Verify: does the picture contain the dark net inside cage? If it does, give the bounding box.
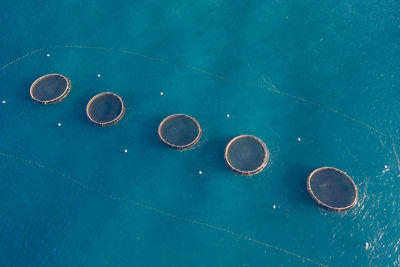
[87,93,124,125]
[31,74,69,102]
[226,136,268,174]
[308,168,357,210]
[159,115,201,148]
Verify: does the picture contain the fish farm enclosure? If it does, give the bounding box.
[30,74,70,104]
[86,92,125,126]
[158,114,202,149]
[1,0,399,266]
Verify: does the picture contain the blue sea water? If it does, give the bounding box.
[1,0,400,266]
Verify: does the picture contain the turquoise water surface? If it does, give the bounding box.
[1,1,400,266]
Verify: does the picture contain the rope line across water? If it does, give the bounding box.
[0,151,327,267]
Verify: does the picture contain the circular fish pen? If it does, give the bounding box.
[224,135,269,175]
[86,92,125,126]
[158,114,202,149]
[307,167,358,212]
[30,74,71,104]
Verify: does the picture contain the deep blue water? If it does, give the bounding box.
[1,0,400,266]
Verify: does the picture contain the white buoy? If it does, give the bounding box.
[198,170,202,175]
[160,92,164,95]
[297,137,301,142]
[1,100,5,104]
[226,114,230,118]
[46,53,50,57]
[97,74,101,78]
[124,149,128,153]
[273,205,276,209]
[57,122,61,127]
